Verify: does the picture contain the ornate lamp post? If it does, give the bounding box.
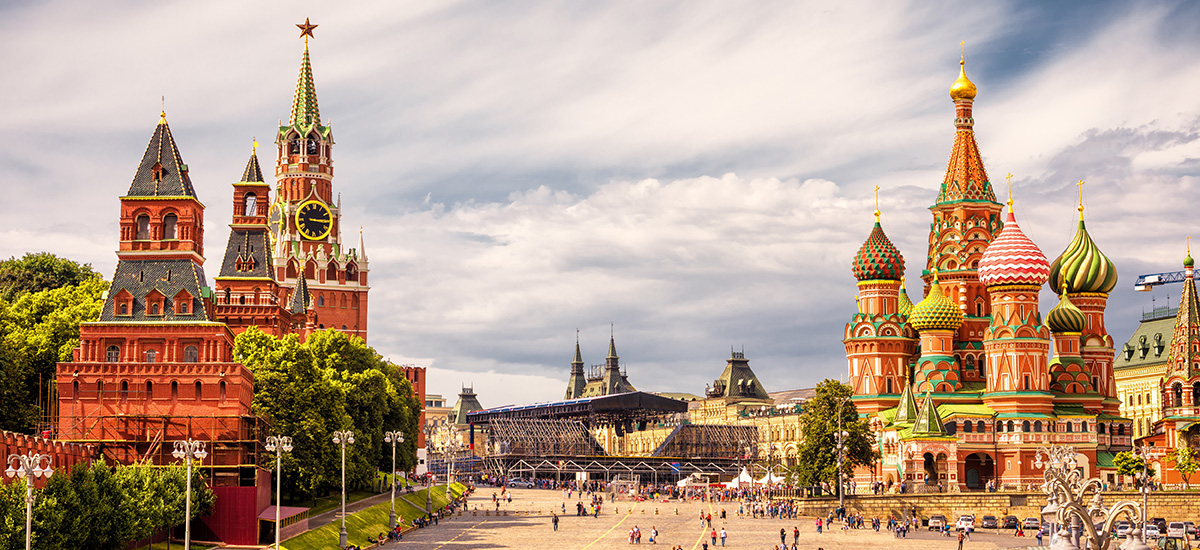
[445,425,461,501]
[423,424,434,515]
[264,435,293,550]
[384,430,404,529]
[835,394,851,509]
[171,440,208,550]
[332,430,355,550]
[1033,444,1149,550]
[5,452,53,550]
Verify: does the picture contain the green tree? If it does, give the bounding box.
[0,277,107,432]
[0,478,26,550]
[1168,446,1198,489]
[1114,451,1155,487]
[793,379,878,490]
[0,252,100,302]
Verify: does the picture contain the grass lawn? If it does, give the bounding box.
[307,490,381,518]
[281,483,467,550]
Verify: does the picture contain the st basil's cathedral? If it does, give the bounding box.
[844,57,1134,491]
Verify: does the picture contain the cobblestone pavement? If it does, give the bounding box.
[386,488,1054,549]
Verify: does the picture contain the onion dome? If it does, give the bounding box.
[909,273,963,332]
[1046,287,1087,333]
[898,276,914,317]
[1186,252,1194,269]
[978,210,1050,287]
[852,222,905,281]
[1048,218,1118,294]
[949,59,977,101]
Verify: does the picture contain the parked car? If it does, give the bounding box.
[956,515,975,531]
[1183,521,1195,537]
[1023,518,1040,531]
[1145,524,1161,539]
[980,515,998,529]
[1002,516,1020,529]
[1167,522,1187,538]
[1114,521,1132,538]
[928,514,948,531]
[507,479,535,488]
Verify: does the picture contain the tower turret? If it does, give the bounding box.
[565,331,587,399]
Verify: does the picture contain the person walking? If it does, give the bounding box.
[720,528,726,546]
[710,528,717,546]
[957,530,964,550]
[552,513,559,531]
[780,528,786,545]
[793,526,799,544]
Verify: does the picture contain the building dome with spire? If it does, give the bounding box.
[909,275,963,332]
[898,277,914,317]
[1048,218,1118,294]
[1046,290,1087,333]
[977,210,1050,287]
[949,59,977,101]
[852,221,906,281]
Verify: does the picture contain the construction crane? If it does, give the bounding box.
[1134,270,1188,291]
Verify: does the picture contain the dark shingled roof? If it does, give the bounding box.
[218,229,272,279]
[126,117,197,198]
[101,259,210,321]
[241,152,264,183]
[289,274,311,314]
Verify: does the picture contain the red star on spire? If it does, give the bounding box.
[297,18,318,41]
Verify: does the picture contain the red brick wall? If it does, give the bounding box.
[1,430,97,488]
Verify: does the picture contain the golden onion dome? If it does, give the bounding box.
[949,60,977,101]
[909,274,964,332]
[898,276,914,318]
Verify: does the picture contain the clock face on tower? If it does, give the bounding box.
[295,200,332,240]
[268,202,284,242]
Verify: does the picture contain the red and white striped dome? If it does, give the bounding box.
[978,210,1050,287]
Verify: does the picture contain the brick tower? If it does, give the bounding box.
[267,30,370,341]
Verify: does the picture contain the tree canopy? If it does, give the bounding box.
[1114,450,1155,483]
[234,327,421,502]
[0,252,100,302]
[1168,445,1197,488]
[792,379,878,488]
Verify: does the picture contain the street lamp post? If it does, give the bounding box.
[384,430,405,529]
[423,424,433,515]
[5,452,53,550]
[171,440,208,550]
[264,435,293,550]
[1034,444,1149,550]
[835,396,850,511]
[445,426,461,502]
[332,430,355,550]
[1132,443,1152,537]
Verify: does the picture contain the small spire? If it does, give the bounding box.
[357,227,368,262]
[874,185,881,222]
[1077,179,1085,219]
[573,329,584,365]
[607,323,618,359]
[932,267,940,283]
[1006,172,1014,211]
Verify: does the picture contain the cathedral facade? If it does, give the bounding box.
[845,58,1133,491]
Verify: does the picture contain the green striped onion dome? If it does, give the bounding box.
[898,277,914,317]
[852,222,905,281]
[1186,253,1194,268]
[1048,219,1118,294]
[909,278,963,332]
[1046,291,1087,333]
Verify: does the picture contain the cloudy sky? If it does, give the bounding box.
[4,1,1200,408]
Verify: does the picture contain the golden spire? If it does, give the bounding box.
[932,267,940,282]
[1006,172,1014,210]
[855,295,861,313]
[874,185,881,221]
[252,137,258,155]
[949,44,978,101]
[158,96,166,125]
[1077,179,1085,219]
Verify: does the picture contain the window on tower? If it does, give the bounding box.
[163,213,177,239]
[244,193,257,216]
[184,346,198,363]
[145,349,156,363]
[136,214,151,240]
[106,345,120,362]
[307,137,318,155]
[290,138,301,154]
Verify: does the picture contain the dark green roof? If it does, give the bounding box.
[241,151,264,183]
[1115,315,1173,371]
[101,259,210,322]
[707,352,771,402]
[126,117,196,198]
[1096,451,1116,469]
[289,274,311,314]
[450,386,484,425]
[893,383,919,423]
[912,392,946,435]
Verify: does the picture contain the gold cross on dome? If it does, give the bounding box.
[1077,179,1085,218]
[960,41,965,61]
[874,185,881,220]
[297,18,318,42]
[1006,173,1014,208]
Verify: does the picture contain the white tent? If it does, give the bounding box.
[756,472,785,484]
[723,468,756,487]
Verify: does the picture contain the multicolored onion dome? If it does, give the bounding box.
[909,276,963,332]
[898,277,914,317]
[1186,252,1194,268]
[949,60,977,101]
[978,211,1050,287]
[1048,219,1118,294]
[1046,290,1087,333]
[852,222,905,281]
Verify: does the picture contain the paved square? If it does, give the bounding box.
[392,488,1045,549]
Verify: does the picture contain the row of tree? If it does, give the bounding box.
[0,458,212,550]
[234,326,422,503]
[0,253,106,433]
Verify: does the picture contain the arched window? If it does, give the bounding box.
[1022,420,1031,432]
[1175,383,1184,407]
[97,380,104,395]
[318,294,325,307]
[177,299,188,314]
[145,349,157,363]
[224,288,232,304]
[1065,422,1073,433]
[1194,382,1200,405]
[163,213,177,239]
[136,214,151,239]
[1098,423,1106,434]
[945,422,957,435]
[886,378,893,394]
[195,381,202,401]
[1138,394,1143,405]
[145,380,153,399]
[306,134,319,155]
[1081,421,1088,432]
[977,420,985,433]
[119,303,128,315]
[1034,421,1042,432]
[121,381,129,401]
[219,380,227,402]
[963,420,973,433]
[1007,420,1014,432]
[1023,375,1030,391]
[150,303,159,315]
[72,380,79,402]
[1117,424,1125,436]
[243,193,257,216]
[184,346,198,362]
[106,345,120,362]
[171,381,179,400]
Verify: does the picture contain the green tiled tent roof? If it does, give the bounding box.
[912,392,947,436]
[218,230,273,279]
[1096,451,1115,469]
[100,259,210,322]
[893,382,919,423]
[126,117,196,198]
[241,151,264,183]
